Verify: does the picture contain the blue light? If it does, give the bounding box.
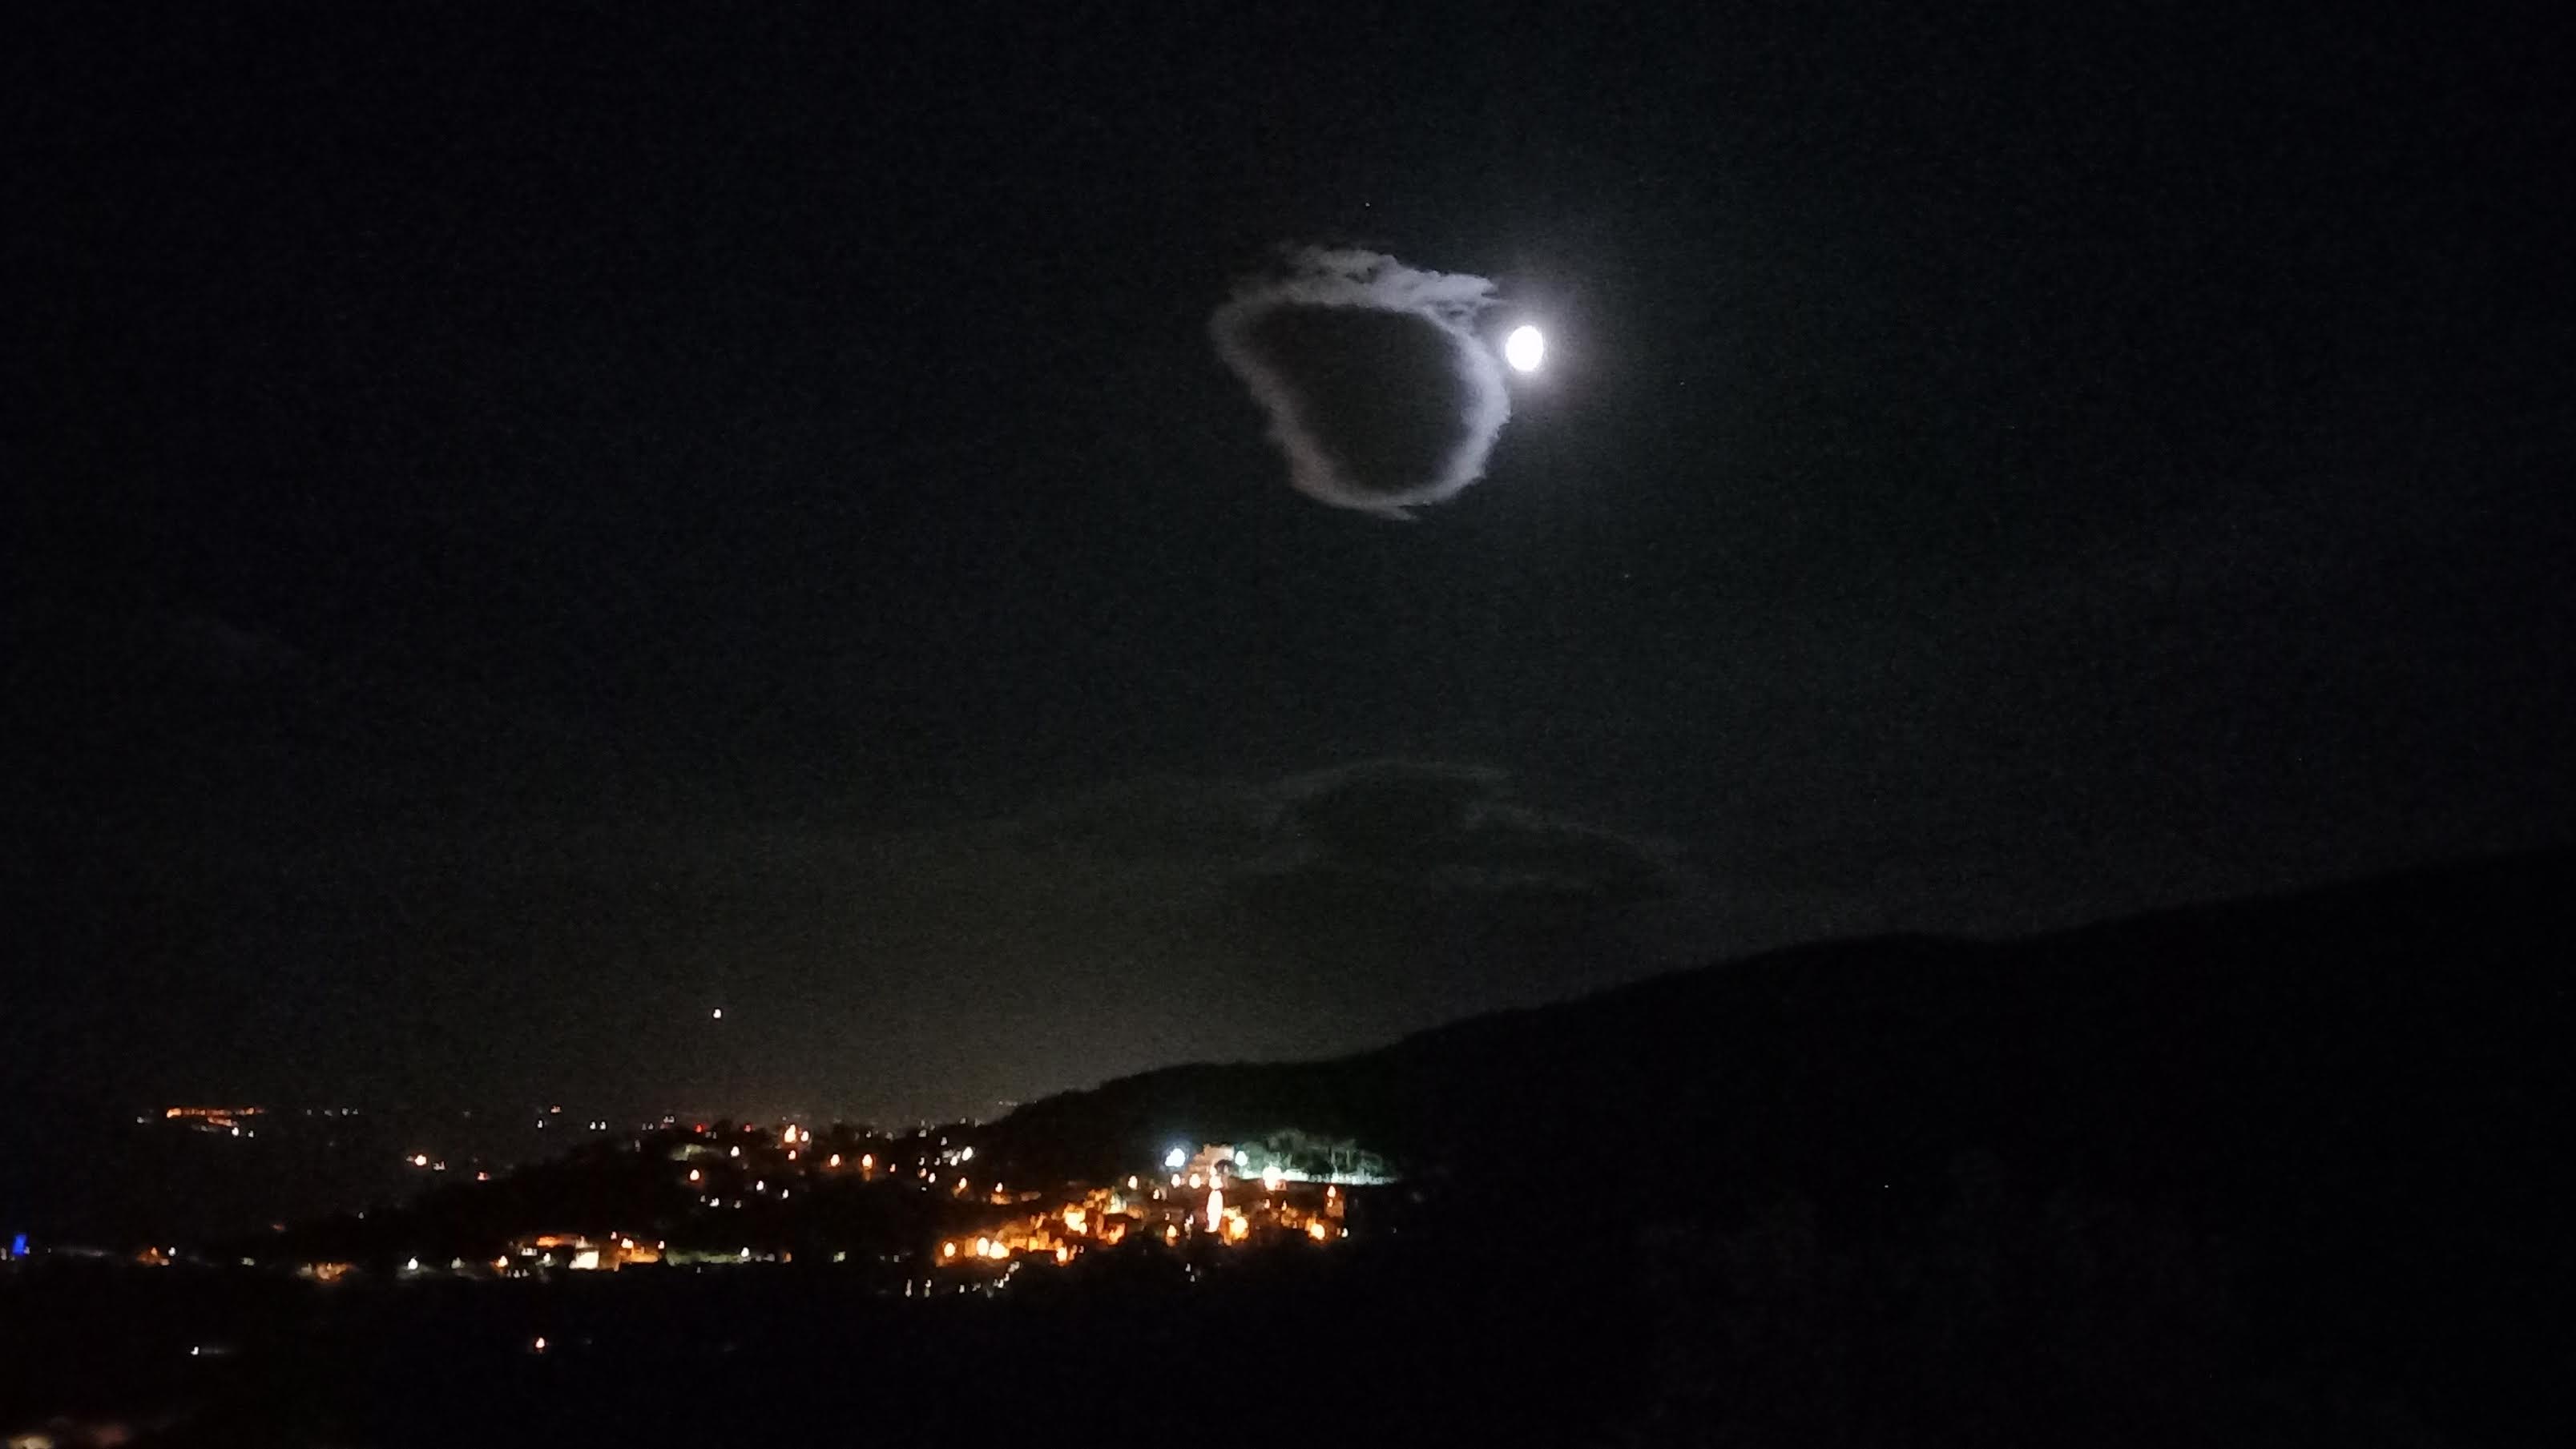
[9,1234,26,1258]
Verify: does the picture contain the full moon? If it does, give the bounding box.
[1504,324,1545,373]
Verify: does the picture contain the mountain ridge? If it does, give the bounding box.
[980,841,2576,1214]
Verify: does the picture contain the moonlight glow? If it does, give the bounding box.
[1504,324,1545,373]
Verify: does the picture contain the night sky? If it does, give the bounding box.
[9,5,2572,1123]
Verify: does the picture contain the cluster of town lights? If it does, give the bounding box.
[247,1125,1373,1289]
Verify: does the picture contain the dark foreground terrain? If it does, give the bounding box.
[8,847,2572,1446]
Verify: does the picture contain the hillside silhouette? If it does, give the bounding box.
[975,845,2574,1439]
[14,848,2570,1445]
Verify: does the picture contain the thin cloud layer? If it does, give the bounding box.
[1210,247,1512,516]
[1005,759,1679,902]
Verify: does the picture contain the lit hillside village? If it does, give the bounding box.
[67,1115,1398,1292]
[925,1139,1375,1275]
[451,1129,1387,1290]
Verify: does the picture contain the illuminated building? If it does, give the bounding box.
[1179,1134,1394,1187]
[500,1233,661,1271]
[161,1105,266,1134]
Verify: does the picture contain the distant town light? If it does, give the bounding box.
[531,1336,546,1353]
[828,1153,841,1168]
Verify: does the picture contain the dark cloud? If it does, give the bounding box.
[163,612,309,683]
[1265,760,1678,900]
[1006,759,1679,903]
[1209,248,1513,516]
